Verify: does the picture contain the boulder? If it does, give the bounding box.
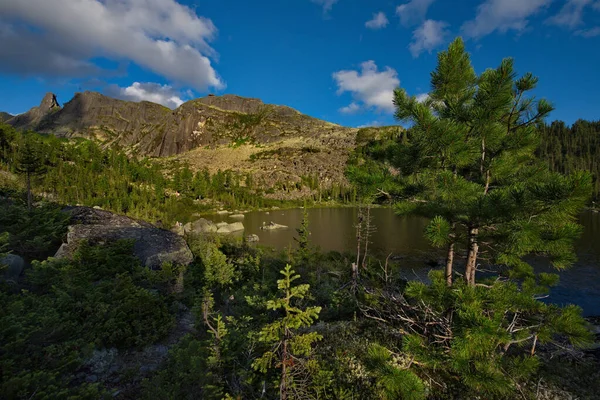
[184,218,244,235]
[216,210,229,215]
[184,218,218,234]
[1,254,25,282]
[54,207,193,269]
[246,234,260,242]
[228,222,245,232]
[216,222,244,234]
[229,213,245,219]
[260,221,288,231]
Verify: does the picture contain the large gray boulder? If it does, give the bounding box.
[184,218,244,235]
[54,207,193,269]
[216,222,244,234]
[184,218,218,234]
[1,254,25,282]
[260,221,288,231]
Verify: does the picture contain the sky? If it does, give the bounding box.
[0,0,599,127]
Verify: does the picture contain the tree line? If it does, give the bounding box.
[0,125,357,226]
[538,119,600,202]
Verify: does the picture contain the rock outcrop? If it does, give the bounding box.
[6,92,354,157]
[181,218,244,235]
[260,221,288,231]
[54,207,193,269]
[246,234,260,242]
[7,93,60,130]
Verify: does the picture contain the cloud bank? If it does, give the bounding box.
[0,0,224,90]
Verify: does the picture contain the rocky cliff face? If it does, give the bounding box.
[7,93,60,129]
[7,92,354,155]
[7,91,359,193]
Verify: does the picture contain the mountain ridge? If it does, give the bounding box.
[5,91,363,196]
[0,111,13,123]
[6,91,350,155]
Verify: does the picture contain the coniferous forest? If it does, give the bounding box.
[538,119,600,202]
[1,38,600,400]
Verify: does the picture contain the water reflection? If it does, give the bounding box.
[210,208,600,316]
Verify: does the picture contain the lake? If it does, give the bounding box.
[211,207,600,316]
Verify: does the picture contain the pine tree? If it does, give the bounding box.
[392,37,592,286]
[253,265,322,399]
[293,206,311,263]
[15,136,47,211]
[355,37,596,398]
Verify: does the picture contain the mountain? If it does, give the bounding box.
[7,92,362,196]
[0,111,13,123]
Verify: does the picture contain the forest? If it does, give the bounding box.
[1,37,600,400]
[0,125,356,228]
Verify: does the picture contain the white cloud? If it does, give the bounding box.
[357,121,383,128]
[415,93,430,103]
[339,102,361,114]
[107,82,186,109]
[547,0,593,28]
[311,0,339,14]
[365,12,389,29]
[396,0,436,27]
[409,20,450,57]
[461,0,552,39]
[0,0,224,90]
[574,26,600,36]
[333,60,400,113]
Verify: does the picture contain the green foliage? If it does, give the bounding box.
[293,207,312,263]
[1,240,175,398]
[0,201,69,261]
[253,264,323,398]
[538,119,600,201]
[424,216,451,248]
[141,334,227,400]
[391,37,592,285]
[365,343,426,400]
[188,235,236,289]
[372,270,593,398]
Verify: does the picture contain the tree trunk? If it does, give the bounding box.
[361,205,371,269]
[465,227,479,286]
[351,262,358,292]
[280,337,288,400]
[445,241,455,287]
[26,172,32,212]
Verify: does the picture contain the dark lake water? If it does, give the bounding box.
[210,207,600,316]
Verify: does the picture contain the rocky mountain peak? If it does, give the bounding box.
[40,92,60,110]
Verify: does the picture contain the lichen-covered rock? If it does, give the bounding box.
[54,207,193,269]
[246,234,260,242]
[260,221,288,230]
[216,221,244,234]
[184,218,218,234]
[184,218,244,235]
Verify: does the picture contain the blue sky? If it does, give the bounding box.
[0,0,599,127]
